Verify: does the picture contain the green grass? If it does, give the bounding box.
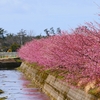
[88,87,100,98]
[0,89,4,94]
[0,97,7,100]
[0,89,7,100]
[14,58,22,62]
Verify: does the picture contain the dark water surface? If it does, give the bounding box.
[0,70,50,100]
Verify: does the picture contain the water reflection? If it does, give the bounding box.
[0,70,50,100]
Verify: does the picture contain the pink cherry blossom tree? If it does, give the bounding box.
[18,23,100,87]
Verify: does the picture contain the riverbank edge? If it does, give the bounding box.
[19,62,99,100]
[0,58,21,70]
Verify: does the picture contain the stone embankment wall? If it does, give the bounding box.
[20,62,99,100]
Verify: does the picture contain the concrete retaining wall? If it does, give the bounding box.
[0,52,18,58]
[20,62,99,100]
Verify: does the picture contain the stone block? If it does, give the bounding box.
[45,75,56,85]
[43,83,59,99]
[53,79,70,94]
[67,88,97,100]
[57,94,65,100]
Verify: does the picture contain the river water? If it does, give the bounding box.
[0,70,50,100]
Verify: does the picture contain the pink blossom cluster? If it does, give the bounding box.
[18,24,100,86]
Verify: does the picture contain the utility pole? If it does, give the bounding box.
[18,29,26,46]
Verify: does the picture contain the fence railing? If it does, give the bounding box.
[0,52,18,58]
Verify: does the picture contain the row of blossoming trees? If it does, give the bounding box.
[18,23,100,89]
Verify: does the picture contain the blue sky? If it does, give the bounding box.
[0,0,100,36]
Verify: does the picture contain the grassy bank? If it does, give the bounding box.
[0,89,7,100]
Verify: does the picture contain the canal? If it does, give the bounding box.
[0,70,50,100]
